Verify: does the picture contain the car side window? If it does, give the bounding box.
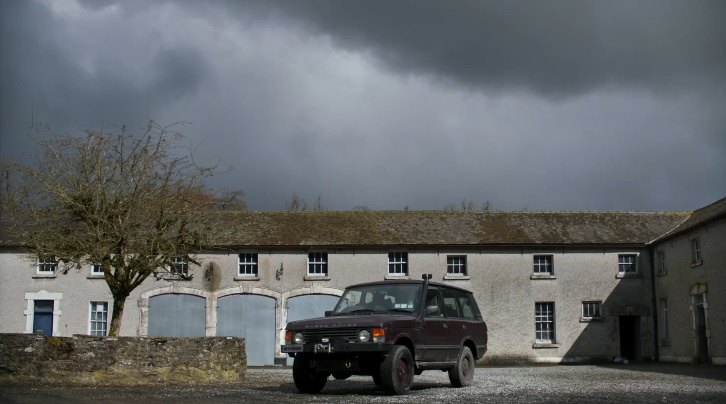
[442,287,462,318]
[424,287,443,317]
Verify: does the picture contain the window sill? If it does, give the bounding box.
[304,275,330,281]
[234,276,260,281]
[530,274,556,280]
[616,272,641,279]
[580,317,603,323]
[443,275,470,281]
[87,275,105,279]
[32,274,57,279]
[162,276,191,281]
[385,275,409,280]
[690,261,703,268]
[656,270,668,277]
[532,342,559,349]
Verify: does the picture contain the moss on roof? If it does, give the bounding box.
[210,210,690,247]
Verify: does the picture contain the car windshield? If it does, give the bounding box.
[332,284,421,315]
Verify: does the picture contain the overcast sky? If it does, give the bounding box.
[1,0,724,211]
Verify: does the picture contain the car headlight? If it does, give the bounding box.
[358,329,371,342]
[294,332,304,344]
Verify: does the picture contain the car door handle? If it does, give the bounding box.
[443,323,448,328]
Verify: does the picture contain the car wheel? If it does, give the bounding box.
[292,355,328,393]
[448,346,475,387]
[332,371,352,380]
[379,345,414,395]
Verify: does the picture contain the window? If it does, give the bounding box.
[388,252,408,276]
[691,238,702,265]
[441,287,482,320]
[618,254,637,275]
[171,256,189,277]
[238,253,258,276]
[533,255,553,275]
[447,255,467,276]
[659,298,669,343]
[89,302,108,336]
[535,302,555,343]
[37,255,58,275]
[91,264,104,276]
[581,301,602,321]
[308,252,328,276]
[656,250,666,275]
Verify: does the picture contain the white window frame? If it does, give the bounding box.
[535,302,556,343]
[656,250,666,275]
[171,256,189,277]
[446,255,467,276]
[89,301,109,336]
[36,255,58,275]
[307,252,328,276]
[617,254,638,275]
[691,238,702,265]
[581,301,602,321]
[388,252,408,276]
[238,253,259,277]
[91,264,104,277]
[533,255,554,275]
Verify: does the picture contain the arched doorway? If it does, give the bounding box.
[217,294,276,366]
[148,293,206,337]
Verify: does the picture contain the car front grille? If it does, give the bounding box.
[303,328,359,343]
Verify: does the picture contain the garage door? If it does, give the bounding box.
[148,293,206,337]
[217,294,276,366]
[285,294,339,364]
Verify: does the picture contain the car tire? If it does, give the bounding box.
[379,345,414,395]
[448,346,475,387]
[292,355,328,393]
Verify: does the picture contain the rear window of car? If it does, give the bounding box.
[442,287,481,320]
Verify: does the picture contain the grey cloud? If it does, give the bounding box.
[235,0,726,98]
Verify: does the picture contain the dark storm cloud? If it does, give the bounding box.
[238,0,726,97]
[0,0,207,150]
[0,0,723,212]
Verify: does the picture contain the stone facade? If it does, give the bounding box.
[0,334,246,384]
[1,202,724,365]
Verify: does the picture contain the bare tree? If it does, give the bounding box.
[286,192,308,212]
[4,121,217,335]
[313,195,325,212]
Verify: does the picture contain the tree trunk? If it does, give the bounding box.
[108,295,127,336]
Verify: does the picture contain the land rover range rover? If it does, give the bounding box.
[281,274,487,395]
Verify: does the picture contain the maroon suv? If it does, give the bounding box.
[281,274,488,395]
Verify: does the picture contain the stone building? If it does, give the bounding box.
[1,199,723,366]
[651,198,726,365]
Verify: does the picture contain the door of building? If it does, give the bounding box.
[217,294,276,366]
[694,294,709,363]
[619,316,640,361]
[32,300,54,336]
[148,294,206,336]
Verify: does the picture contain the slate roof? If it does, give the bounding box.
[651,197,726,243]
[210,210,689,248]
[0,210,695,249]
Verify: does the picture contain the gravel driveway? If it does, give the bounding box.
[2,364,726,403]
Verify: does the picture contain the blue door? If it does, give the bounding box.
[217,294,276,366]
[285,294,339,364]
[33,300,54,336]
[148,294,206,337]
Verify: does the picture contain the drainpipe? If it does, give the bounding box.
[648,246,660,362]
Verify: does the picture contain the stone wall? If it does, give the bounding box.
[0,334,246,385]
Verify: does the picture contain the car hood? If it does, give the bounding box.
[287,314,410,330]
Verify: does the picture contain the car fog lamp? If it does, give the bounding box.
[358,329,371,342]
[294,332,304,344]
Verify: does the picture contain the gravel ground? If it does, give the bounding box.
[2,364,726,403]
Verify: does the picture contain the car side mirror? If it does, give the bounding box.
[425,305,439,316]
